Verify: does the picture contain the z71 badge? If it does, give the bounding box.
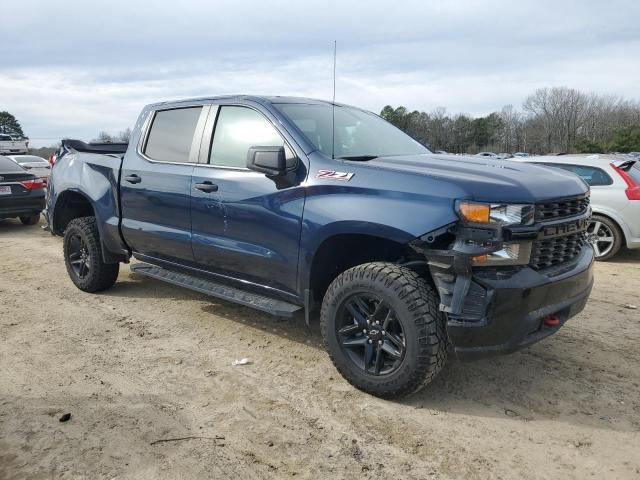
[316,170,355,181]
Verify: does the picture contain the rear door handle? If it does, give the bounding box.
[124,174,142,184]
[194,181,218,193]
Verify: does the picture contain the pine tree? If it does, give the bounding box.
[0,112,25,137]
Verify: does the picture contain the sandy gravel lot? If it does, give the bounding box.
[1,218,639,479]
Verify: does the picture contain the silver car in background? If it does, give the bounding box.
[4,155,51,186]
[513,154,640,260]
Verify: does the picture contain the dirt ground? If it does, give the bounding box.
[1,218,639,480]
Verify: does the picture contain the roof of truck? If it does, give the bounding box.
[146,95,341,109]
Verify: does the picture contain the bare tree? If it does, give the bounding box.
[117,128,132,143]
[94,131,114,143]
[93,128,131,143]
[382,86,640,154]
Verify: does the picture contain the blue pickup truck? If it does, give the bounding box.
[46,96,594,397]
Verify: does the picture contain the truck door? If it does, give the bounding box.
[120,105,207,265]
[191,104,306,296]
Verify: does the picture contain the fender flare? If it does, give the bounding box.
[297,220,419,294]
[50,188,127,264]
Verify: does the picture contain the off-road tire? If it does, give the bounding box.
[63,216,119,292]
[320,262,447,398]
[19,214,40,225]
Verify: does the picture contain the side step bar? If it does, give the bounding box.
[130,263,302,317]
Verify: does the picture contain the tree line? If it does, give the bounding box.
[380,87,640,154]
[93,128,131,143]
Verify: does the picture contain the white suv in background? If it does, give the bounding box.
[513,154,640,260]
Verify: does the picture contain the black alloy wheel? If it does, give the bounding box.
[63,216,119,292]
[337,293,406,376]
[67,232,91,279]
[321,262,446,398]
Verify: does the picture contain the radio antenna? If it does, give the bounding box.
[331,40,337,160]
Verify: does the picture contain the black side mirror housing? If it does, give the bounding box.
[246,146,287,176]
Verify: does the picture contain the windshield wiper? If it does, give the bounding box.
[336,155,378,161]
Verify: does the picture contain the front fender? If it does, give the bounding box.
[297,187,458,293]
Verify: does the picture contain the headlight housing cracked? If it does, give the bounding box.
[456,201,535,266]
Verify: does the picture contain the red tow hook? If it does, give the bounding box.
[543,314,561,326]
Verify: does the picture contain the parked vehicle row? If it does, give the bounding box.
[4,155,51,186]
[0,156,45,225]
[474,152,516,160]
[512,154,640,260]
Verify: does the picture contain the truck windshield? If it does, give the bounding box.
[275,103,430,159]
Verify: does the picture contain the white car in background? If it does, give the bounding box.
[512,154,640,260]
[4,155,51,186]
[0,134,29,154]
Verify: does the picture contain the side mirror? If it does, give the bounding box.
[246,146,286,176]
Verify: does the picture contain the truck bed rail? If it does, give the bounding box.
[62,139,129,155]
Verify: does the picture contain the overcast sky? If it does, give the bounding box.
[3,0,639,147]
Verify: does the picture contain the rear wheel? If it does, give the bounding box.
[63,217,119,292]
[19,214,40,225]
[587,214,622,261]
[321,262,446,398]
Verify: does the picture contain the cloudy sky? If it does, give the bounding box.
[3,0,639,147]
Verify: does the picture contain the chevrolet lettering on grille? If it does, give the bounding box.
[540,218,589,239]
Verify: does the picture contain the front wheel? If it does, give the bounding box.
[320,262,447,398]
[63,216,119,292]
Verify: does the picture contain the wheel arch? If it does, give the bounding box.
[590,208,630,246]
[51,189,95,235]
[51,189,126,264]
[301,223,429,304]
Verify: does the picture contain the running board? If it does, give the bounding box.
[130,263,302,317]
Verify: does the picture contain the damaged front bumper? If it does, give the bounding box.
[410,221,595,361]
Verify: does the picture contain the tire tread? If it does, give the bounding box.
[63,216,119,292]
[320,262,446,398]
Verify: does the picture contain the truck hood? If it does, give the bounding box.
[361,154,588,203]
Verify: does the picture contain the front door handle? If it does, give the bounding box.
[194,181,218,193]
[124,174,142,184]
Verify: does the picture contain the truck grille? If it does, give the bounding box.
[530,232,585,270]
[535,195,590,222]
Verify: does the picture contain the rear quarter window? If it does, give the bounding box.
[539,163,613,186]
[627,163,640,184]
[143,107,203,163]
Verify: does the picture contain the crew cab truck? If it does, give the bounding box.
[46,96,594,397]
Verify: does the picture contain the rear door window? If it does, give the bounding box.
[144,107,203,163]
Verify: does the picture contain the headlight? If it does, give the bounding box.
[457,201,534,226]
[456,201,534,266]
[472,241,532,266]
